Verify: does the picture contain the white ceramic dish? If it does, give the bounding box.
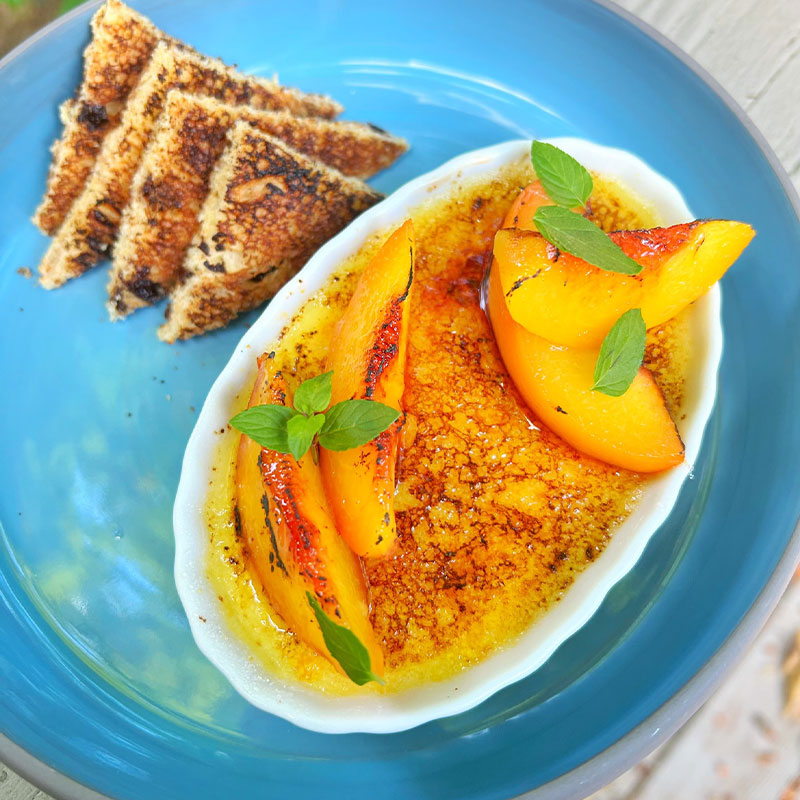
[173,137,721,734]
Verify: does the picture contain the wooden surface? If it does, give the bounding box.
[583,578,800,799]
[2,0,799,798]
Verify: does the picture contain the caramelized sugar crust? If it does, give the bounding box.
[364,182,647,673]
[204,159,687,692]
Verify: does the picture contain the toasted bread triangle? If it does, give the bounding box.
[108,90,406,318]
[159,123,382,342]
[38,37,343,289]
[34,0,165,235]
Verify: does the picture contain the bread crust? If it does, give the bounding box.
[108,91,406,318]
[34,0,167,235]
[38,37,343,289]
[159,124,382,342]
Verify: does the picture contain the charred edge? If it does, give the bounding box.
[396,257,414,303]
[374,431,388,465]
[505,270,541,298]
[608,219,702,237]
[112,293,127,314]
[232,504,243,540]
[140,176,184,211]
[75,252,97,269]
[250,266,278,283]
[284,485,312,550]
[77,102,109,131]
[365,343,398,399]
[125,269,163,303]
[206,234,226,252]
[364,303,402,399]
[90,207,117,228]
[260,493,287,574]
[86,235,108,254]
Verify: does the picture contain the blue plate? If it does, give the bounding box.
[1,1,799,798]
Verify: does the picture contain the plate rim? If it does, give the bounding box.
[1,0,799,796]
[0,0,103,73]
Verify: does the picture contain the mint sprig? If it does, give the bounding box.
[319,399,400,451]
[229,404,298,453]
[530,140,593,210]
[286,413,326,461]
[307,592,383,686]
[529,141,643,275]
[293,370,333,415]
[230,372,400,461]
[533,206,643,276]
[592,308,647,396]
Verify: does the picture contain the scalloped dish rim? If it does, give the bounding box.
[172,137,721,734]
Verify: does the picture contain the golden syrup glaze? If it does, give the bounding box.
[204,156,691,694]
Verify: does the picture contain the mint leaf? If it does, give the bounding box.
[318,400,399,451]
[592,309,647,396]
[293,371,333,416]
[233,374,399,458]
[307,592,383,685]
[530,141,593,209]
[533,205,642,275]
[286,413,326,461]
[230,404,298,452]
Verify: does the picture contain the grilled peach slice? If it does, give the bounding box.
[487,263,683,472]
[235,354,384,677]
[501,180,553,229]
[320,220,415,558]
[494,220,754,347]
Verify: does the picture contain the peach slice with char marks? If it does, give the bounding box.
[487,262,684,473]
[494,220,755,347]
[235,354,384,677]
[320,220,415,558]
[501,180,553,230]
